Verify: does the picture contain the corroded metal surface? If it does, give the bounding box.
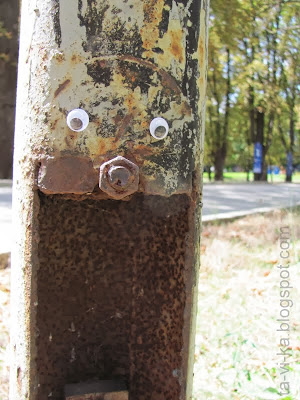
[11,1,209,399]
[38,156,98,194]
[37,194,190,399]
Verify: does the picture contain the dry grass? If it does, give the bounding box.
[193,208,300,400]
[0,210,299,399]
[0,256,10,400]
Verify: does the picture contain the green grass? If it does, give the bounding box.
[203,171,300,183]
[193,207,300,400]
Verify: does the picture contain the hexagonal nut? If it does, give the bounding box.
[99,156,139,199]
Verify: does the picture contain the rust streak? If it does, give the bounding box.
[54,79,71,98]
[89,55,182,96]
[120,55,181,96]
[114,113,134,143]
[198,37,204,70]
[170,31,184,64]
[133,144,155,158]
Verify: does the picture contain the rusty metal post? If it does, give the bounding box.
[10,1,209,399]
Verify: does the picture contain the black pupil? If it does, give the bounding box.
[155,125,166,137]
[70,118,83,130]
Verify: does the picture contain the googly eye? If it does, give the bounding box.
[149,117,169,140]
[66,109,89,132]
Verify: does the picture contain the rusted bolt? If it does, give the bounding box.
[99,156,139,199]
[108,166,132,189]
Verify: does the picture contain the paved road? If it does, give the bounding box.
[202,183,300,221]
[1,181,300,253]
[0,181,13,254]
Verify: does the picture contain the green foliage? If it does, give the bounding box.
[206,0,300,179]
[0,20,12,39]
[0,20,13,63]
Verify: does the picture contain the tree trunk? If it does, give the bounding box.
[249,91,255,143]
[208,165,212,181]
[254,110,266,181]
[10,1,209,399]
[286,97,295,183]
[286,174,292,183]
[0,0,19,178]
[213,48,230,182]
[246,167,250,182]
[261,160,268,181]
[214,151,225,181]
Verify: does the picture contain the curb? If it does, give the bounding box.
[202,201,300,223]
[0,180,13,187]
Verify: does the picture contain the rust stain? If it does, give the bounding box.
[88,55,182,96]
[40,49,49,63]
[17,367,22,390]
[119,55,181,96]
[54,79,71,98]
[98,141,108,156]
[93,117,102,126]
[170,31,184,64]
[113,114,123,125]
[141,0,165,55]
[141,120,148,130]
[71,54,84,64]
[50,119,59,131]
[159,70,181,96]
[97,59,108,68]
[54,52,65,63]
[64,130,78,148]
[114,113,134,143]
[124,92,136,111]
[64,136,69,147]
[122,68,139,85]
[198,36,204,70]
[133,144,155,159]
[181,101,192,117]
[97,138,118,159]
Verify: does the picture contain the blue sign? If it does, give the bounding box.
[267,166,280,175]
[287,151,293,176]
[253,142,262,174]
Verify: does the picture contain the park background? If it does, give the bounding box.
[0,1,299,399]
[0,0,300,182]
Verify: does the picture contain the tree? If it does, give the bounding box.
[0,0,19,178]
[206,33,231,181]
[277,5,300,181]
[207,0,300,182]
[206,0,245,180]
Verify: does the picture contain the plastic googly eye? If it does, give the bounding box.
[66,109,89,132]
[149,117,169,140]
